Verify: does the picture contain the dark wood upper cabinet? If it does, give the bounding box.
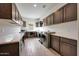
[53,8,64,24]
[43,19,45,26]
[50,14,54,25]
[23,21,26,27]
[43,14,53,26]
[43,3,77,26]
[45,18,48,26]
[14,4,23,25]
[0,3,12,19]
[46,16,50,26]
[36,21,43,27]
[50,35,60,53]
[36,22,39,27]
[0,3,23,25]
[14,4,17,21]
[40,21,43,27]
[64,3,77,22]
[43,18,47,26]
[12,4,16,20]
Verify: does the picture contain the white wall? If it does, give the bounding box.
[21,18,36,31]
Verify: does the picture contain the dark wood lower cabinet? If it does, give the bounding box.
[50,35,77,56]
[50,35,60,53]
[60,42,77,56]
[60,37,77,56]
[0,42,19,56]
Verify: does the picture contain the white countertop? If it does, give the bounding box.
[0,32,24,45]
[51,33,78,40]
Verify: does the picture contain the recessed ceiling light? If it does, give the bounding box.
[33,4,37,7]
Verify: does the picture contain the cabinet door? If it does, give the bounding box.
[60,42,77,56]
[15,7,19,20]
[23,21,26,27]
[45,17,48,26]
[43,18,46,26]
[0,3,12,19]
[0,42,19,56]
[18,12,20,20]
[40,21,43,27]
[64,3,77,22]
[43,19,45,26]
[60,37,77,56]
[47,16,50,26]
[12,4,16,20]
[36,22,39,27]
[36,22,38,27]
[53,8,64,24]
[50,14,53,25]
[50,35,60,53]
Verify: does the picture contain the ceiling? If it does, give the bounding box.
[16,3,60,20]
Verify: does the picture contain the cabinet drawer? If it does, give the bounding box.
[61,37,77,46]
